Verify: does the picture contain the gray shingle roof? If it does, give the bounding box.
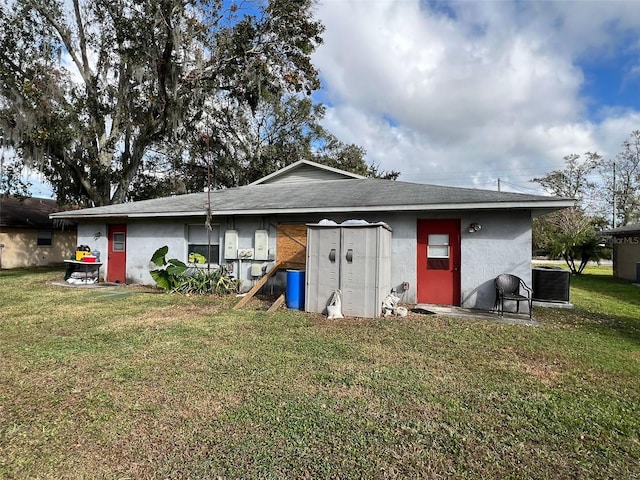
[1,196,76,228]
[50,178,574,220]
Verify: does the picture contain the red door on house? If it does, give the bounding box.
[107,224,127,283]
[417,219,461,305]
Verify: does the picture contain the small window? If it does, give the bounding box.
[37,231,53,247]
[112,233,126,252]
[188,224,220,264]
[427,233,449,270]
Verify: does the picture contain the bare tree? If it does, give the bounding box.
[599,130,640,227]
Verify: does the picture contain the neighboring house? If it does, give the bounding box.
[0,196,77,269]
[600,223,640,282]
[50,160,573,312]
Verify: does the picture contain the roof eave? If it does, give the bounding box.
[49,200,573,220]
[50,211,208,220]
[204,200,575,217]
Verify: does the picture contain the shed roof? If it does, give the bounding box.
[600,223,640,236]
[50,177,574,220]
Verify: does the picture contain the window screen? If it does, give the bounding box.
[188,224,220,264]
[37,231,53,247]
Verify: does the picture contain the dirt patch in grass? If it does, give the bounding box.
[519,360,561,386]
[495,346,564,387]
[107,302,228,328]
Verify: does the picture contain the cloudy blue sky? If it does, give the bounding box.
[311,0,640,193]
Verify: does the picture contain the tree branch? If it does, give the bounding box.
[72,0,92,84]
[27,1,92,87]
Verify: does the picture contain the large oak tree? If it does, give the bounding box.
[127,93,399,200]
[0,0,324,205]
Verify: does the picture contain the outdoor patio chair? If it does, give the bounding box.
[494,274,533,319]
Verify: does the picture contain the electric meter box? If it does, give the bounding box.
[224,230,239,260]
[254,229,269,261]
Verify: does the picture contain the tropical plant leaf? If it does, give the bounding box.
[150,269,171,291]
[151,246,169,267]
[167,259,188,276]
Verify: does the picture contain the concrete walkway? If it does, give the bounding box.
[413,304,541,326]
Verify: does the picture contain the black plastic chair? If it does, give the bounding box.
[494,274,532,318]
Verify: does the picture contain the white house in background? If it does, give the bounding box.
[50,160,573,312]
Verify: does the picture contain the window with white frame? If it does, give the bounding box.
[37,231,53,247]
[427,233,449,270]
[187,224,220,264]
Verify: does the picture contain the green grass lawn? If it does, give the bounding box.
[1,267,639,479]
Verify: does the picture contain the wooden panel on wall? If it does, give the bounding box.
[277,224,307,268]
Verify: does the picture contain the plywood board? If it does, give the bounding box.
[266,294,286,313]
[277,224,307,268]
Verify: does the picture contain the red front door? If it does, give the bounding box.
[107,224,127,283]
[417,219,461,305]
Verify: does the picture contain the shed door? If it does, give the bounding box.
[417,219,460,305]
[107,224,127,283]
[340,227,378,317]
[305,226,340,314]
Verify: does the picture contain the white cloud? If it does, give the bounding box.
[313,0,640,191]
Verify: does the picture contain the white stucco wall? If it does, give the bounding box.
[79,217,280,288]
[77,220,192,284]
[218,216,278,289]
[378,210,532,311]
[458,210,532,311]
[126,220,189,284]
[76,210,533,312]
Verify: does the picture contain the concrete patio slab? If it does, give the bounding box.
[414,304,541,326]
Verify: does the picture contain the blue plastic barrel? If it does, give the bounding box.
[286,270,305,310]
